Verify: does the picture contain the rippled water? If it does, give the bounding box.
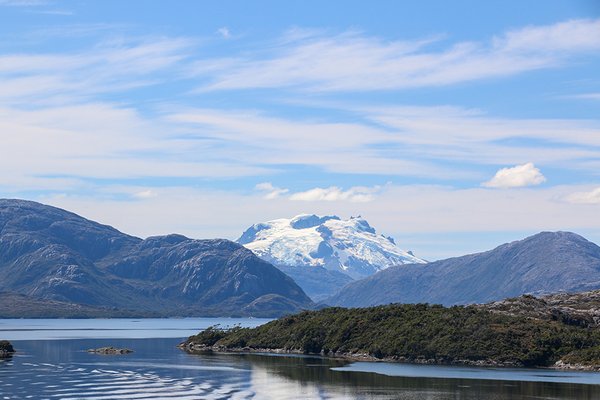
[1,319,600,399]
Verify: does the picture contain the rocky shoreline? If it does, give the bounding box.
[179,342,529,369]
[180,342,600,371]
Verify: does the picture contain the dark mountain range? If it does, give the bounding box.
[325,231,600,308]
[0,199,313,317]
[274,264,354,302]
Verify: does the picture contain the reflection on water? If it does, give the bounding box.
[232,353,600,400]
[1,338,600,399]
[1,317,600,400]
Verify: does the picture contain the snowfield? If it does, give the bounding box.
[238,214,425,279]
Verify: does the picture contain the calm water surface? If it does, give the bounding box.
[1,319,600,399]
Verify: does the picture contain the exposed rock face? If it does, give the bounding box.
[326,231,600,307]
[0,199,313,317]
[482,290,600,328]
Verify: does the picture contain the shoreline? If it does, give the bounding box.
[179,342,600,372]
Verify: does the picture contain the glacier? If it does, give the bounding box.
[237,214,426,279]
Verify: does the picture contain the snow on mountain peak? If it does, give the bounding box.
[237,214,426,279]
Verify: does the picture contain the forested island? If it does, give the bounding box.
[181,292,600,370]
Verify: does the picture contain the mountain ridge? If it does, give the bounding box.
[325,231,600,308]
[0,198,313,317]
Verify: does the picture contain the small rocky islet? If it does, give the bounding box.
[87,346,133,355]
[0,340,15,358]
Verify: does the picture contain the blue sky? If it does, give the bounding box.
[1,0,599,260]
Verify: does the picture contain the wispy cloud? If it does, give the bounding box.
[255,182,380,202]
[568,92,600,100]
[29,9,74,15]
[0,36,194,105]
[217,27,231,39]
[133,189,158,199]
[255,182,289,199]
[0,0,47,6]
[170,105,600,179]
[566,187,600,204]
[192,18,600,92]
[289,186,380,202]
[482,163,546,189]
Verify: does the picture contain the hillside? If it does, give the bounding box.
[0,199,313,317]
[182,291,600,369]
[325,231,600,307]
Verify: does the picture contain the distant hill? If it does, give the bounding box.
[237,214,424,299]
[325,231,600,308]
[0,199,313,317]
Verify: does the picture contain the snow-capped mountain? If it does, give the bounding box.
[237,214,426,279]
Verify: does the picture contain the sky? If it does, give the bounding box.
[0,0,599,260]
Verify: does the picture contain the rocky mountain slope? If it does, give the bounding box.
[482,290,600,327]
[0,199,313,317]
[238,214,424,299]
[325,231,600,307]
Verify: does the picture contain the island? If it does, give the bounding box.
[0,341,15,358]
[87,347,133,355]
[181,291,600,370]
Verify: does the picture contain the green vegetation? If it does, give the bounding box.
[185,304,600,368]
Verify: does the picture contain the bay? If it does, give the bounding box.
[1,318,600,399]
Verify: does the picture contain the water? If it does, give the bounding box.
[1,319,600,399]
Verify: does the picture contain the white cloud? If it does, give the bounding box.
[566,187,600,204]
[194,18,600,92]
[289,186,380,202]
[255,183,380,202]
[133,190,158,199]
[217,27,231,39]
[482,163,546,189]
[255,182,289,199]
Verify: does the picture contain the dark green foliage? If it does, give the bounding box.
[187,325,231,346]
[562,346,600,365]
[186,303,600,367]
